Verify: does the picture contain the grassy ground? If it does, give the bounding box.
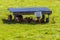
[0,0,60,40]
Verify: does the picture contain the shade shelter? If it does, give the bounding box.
[8,7,52,23]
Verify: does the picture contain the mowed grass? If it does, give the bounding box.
[0,0,60,40]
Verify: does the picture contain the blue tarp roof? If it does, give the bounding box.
[8,7,51,12]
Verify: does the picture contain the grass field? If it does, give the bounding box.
[0,0,60,40]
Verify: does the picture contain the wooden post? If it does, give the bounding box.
[42,14,45,19]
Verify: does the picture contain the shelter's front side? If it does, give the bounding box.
[8,7,52,23]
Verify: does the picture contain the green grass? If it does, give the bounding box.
[0,0,60,40]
